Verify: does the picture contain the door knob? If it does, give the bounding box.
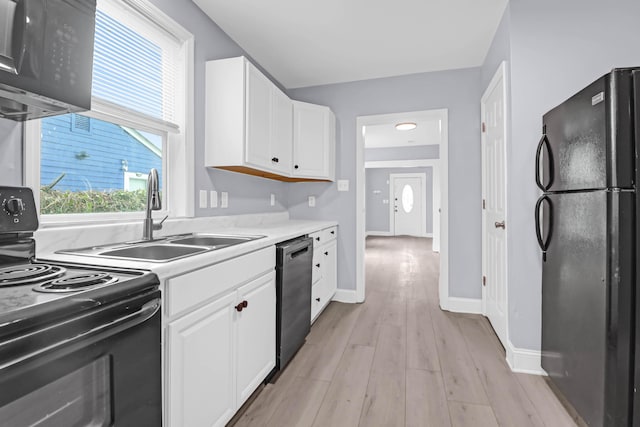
[494,221,506,229]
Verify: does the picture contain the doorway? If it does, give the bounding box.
[356,109,449,306]
[390,173,427,237]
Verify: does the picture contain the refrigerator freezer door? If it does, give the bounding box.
[541,190,634,427]
[540,70,636,192]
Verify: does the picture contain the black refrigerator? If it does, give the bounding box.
[536,68,640,426]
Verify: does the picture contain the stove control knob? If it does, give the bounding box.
[5,198,24,215]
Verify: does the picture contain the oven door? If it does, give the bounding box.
[0,290,161,427]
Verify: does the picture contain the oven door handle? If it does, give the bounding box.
[0,297,161,370]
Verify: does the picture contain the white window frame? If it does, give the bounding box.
[24,0,194,225]
[123,171,149,191]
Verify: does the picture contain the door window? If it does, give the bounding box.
[402,184,414,213]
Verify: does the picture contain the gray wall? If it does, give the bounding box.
[0,119,22,186]
[149,0,289,217]
[366,167,433,234]
[365,145,439,162]
[483,0,640,350]
[289,68,482,298]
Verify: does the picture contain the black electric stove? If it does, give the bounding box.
[0,186,162,426]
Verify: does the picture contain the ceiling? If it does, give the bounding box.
[192,0,509,89]
[364,110,444,148]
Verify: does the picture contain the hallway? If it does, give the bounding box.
[233,236,579,426]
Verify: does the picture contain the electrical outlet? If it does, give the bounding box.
[270,194,275,206]
[383,199,389,204]
[210,191,218,208]
[308,196,316,207]
[337,179,349,192]
[199,190,207,208]
[221,192,229,208]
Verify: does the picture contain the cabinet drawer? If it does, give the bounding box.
[166,246,275,318]
[310,230,322,248]
[312,250,322,284]
[322,226,337,242]
[311,280,325,322]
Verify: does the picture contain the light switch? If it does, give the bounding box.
[199,190,207,208]
[308,196,316,207]
[210,191,218,208]
[270,194,275,206]
[337,180,349,192]
[221,192,229,208]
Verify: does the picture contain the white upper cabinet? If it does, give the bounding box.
[205,56,333,182]
[292,101,336,181]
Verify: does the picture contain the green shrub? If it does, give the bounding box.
[40,188,148,215]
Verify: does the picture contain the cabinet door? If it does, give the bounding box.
[168,291,236,427]
[245,62,272,170]
[270,87,293,175]
[323,240,337,296]
[236,272,276,405]
[293,101,331,179]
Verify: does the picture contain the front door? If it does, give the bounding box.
[391,174,425,237]
[481,62,508,349]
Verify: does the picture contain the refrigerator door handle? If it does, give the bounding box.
[535,195,552,261]
[535,134,553,191]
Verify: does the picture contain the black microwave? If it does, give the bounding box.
[0,0,96,121]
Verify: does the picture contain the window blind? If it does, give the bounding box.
[92,0,181,129]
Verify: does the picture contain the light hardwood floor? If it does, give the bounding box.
[232,236,581,427]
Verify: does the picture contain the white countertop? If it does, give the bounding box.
[38,215,337,280]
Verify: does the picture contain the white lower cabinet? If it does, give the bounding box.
[310,226,338,322]
[168,291,236,427]
[236,274,276,405]
[165,247,276,427]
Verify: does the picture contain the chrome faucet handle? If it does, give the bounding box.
[153,215,168,231]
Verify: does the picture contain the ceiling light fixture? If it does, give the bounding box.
[395,122,417,131]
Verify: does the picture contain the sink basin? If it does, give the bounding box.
[99,244,207,261]
[168,235,257,248]
[56,233,265,263]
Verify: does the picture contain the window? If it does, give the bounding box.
[26,0,193,221]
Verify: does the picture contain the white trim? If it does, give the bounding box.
[389,173,427,237]
[366,231,393,237]
[121,126,163,157]
[441,297,482,314]
[506,340,545,375]
[356,109,448,306]
[480,60,509,350]
[332,289,358,303]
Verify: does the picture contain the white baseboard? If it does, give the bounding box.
[366,231,392,237]
[441,297,482,314]
[332,289,358,303]
[506,341,545,375]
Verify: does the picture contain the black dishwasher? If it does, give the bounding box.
[273,236,313,375]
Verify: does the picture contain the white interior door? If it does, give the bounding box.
[391,174,426,237]
[481,62,508,349]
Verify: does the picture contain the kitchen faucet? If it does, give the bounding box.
[142,168,166,240]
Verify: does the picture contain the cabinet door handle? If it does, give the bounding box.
[316,263,321,268]
[330,231,335,235]
[324,251,328,256]
[235,300,248,312]
[294,165,299,169]
[315,297,321,302]
[271,157,279,163]
[316,237,320,241]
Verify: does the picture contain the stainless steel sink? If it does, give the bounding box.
[98,244,207,261]
[57,233,265,263]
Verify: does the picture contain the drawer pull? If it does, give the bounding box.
[235,300,248,312]
[324,251,328,256]
[316,263,321,268]
[330,230,335,235]
[271,157,279,163]
[316,237,320,241]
